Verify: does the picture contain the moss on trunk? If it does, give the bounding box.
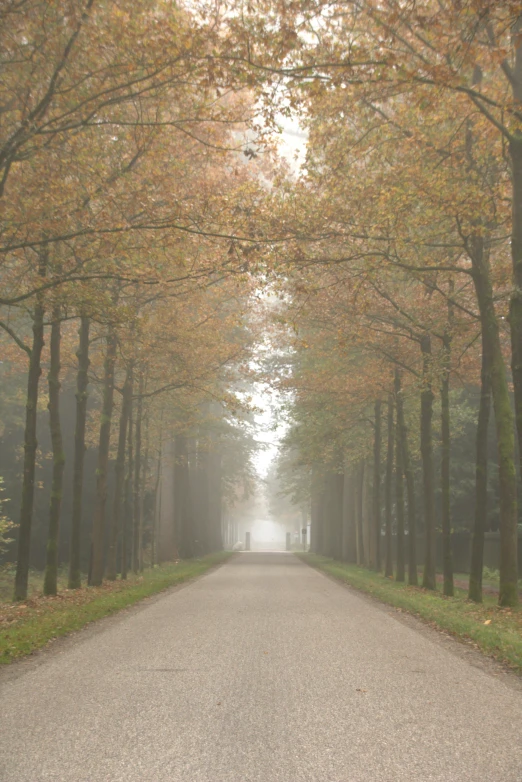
[470,235,518,607]
[14,251,47,602]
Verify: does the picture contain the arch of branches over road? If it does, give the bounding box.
[254,0,522,607]
[2,0,522,609]
[0,0,281,600]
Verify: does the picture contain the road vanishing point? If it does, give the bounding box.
[1,553,521,781]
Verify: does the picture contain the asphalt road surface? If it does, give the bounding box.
[1,553,521,781]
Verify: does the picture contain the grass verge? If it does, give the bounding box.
[0,552,232,665]
[298,553,522,674]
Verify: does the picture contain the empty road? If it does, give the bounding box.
[1,553,521,781]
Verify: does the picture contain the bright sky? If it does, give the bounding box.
[253,396,283,478]
[277,114,308,170]
[250,116,306,480]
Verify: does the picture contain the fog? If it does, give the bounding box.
[250,519,286,551]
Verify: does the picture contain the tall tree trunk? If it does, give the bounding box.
[139,412,149,569]
[470,235,518,606]
[353,465,361,565]
[68,316,90,589]
[209,447,223,553]
[322,471,333,557]
[372,399,382,571]
[384,395,394,578]
[362,460,371,566]
[348,469,357,562]
[310,466,320,554]
[132,373,144,573]
[106,365,133,581]
[155,438,163,565]
[89,327,117,586]
[43,312,65,596]
[356,462,365,565]
[468,338,492,603]
[194,437,209,554]
[317,486,326,556]
[394,371,405,583]
[14,250,47,601]
[396,380,418,586]
[341,467,353,562]
[421,334,437,591]
[151,424,163,568]
[122,396,133,580]
[323,470,343,559]
[331,470,344,559]
[440,294,454,596]
[509,45,522,484]
[175,433,194,559]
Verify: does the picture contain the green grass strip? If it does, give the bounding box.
[298,553,522,674]
[0,552,232,665]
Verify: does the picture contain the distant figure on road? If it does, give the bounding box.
[232,541,244,551]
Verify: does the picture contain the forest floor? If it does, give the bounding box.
[0,552,232,664]
[298,554,522,674]
[436,571,500,595]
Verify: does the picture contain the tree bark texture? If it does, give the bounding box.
[151,426,163,567]
[89,328,117,586]
[394,371,405,583]
[470,235,518,606]
[137,412,149,570]
[372,399,382,571]
[207,446,223,553]
[325,471,343,559]
[384,395,394,578]
[440,301,454,597]
[310,466,321,554]
[121,397,133,580]
[396,380,418,586]
[175,434,194,559]
[132,373,144,573]
[315,490,326,555]
[14,251,47,601]
[421,335,437,591]
[43,313,65,596]
[356,463,365,566]
[106,365,133,581]
[509,135,522,487]
[362,460,371,567]
[68,315,90,590]
[341,468,351,562]
[468,337,491,603]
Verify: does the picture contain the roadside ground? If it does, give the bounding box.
[298,553,522,673]
[0,552,232,664]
